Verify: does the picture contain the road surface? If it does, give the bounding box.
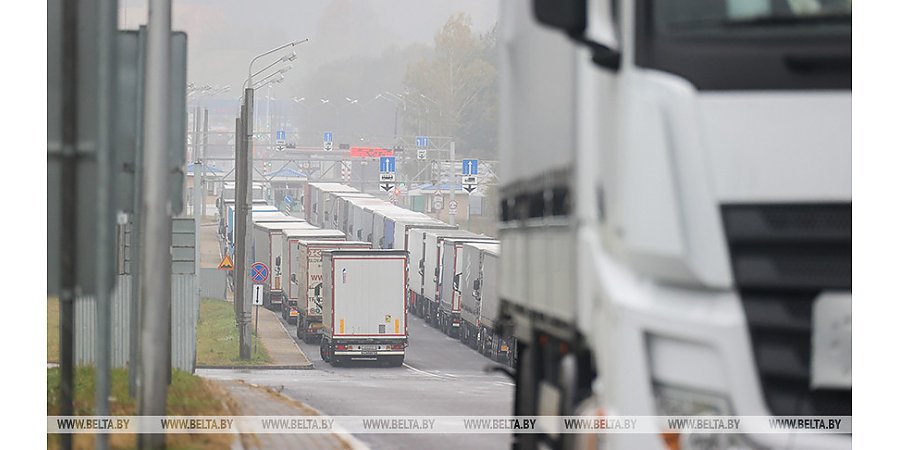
[200,314,514,450]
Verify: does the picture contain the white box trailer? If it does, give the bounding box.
[330,192,373,232]
[320,249,408,367]
[295,240,372,342]
[358,203,401,246]
[225,202,277,247]
[347,197,388,242]
[438,237,499,336]
[282,228,347,322]
[372,207,432,249]
[422,229,492,324]
[251,221,317,309]
[457,243,506,360]
[304,182,358,227]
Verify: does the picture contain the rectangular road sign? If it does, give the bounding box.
[462,159,478,175]
[417,148,427,160]
[324,131,333,143]
[415,136,428,148]
[253,284,264,306]
[380,156,396,173]
[379,173,396,183]
[276,130,286,144]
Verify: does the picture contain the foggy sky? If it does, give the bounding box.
[120,0,499,95]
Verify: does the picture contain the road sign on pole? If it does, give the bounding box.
[253,284,264,306]
[276,130,286,144]
[250,262,269,283]
[380,156,396,173]
[379,173,396,192]
[462,159,478,175]
[417,148,427,160]
[218,254,234,271]
[415,136,429,148]
[433,193,444,210]
[324,131,333,142]
[463,175,478,193]
[448,200,458,215]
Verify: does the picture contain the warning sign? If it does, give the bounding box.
[218,254,234,271]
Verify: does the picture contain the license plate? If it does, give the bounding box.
[361,345,377,351]
[289,309,298,317]
[810,292,851,389]
[500,344,509,352]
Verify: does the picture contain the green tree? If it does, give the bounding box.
[404,14,498,158]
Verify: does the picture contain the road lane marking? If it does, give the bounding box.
[402,363,451,380]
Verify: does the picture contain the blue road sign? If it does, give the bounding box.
[380,156,396,173]
[462,159,478,175]
[324,131,333,143]
[415,136,428,148]
[250,262,269,283]
[283,194,294,205]
[276,130,286,141]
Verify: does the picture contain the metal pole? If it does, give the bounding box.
[254,304,259,354]
[59,1,79,449]
[95,1,117,449]
[201,108,209,217]
[138,0,172,448]
[240,88,255,359]
[449,141,456,226]
[232,99,252,359]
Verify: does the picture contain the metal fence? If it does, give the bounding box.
[74,218,199,373]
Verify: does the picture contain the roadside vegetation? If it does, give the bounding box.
[47,367,236,450]
[48,297,59,363]
[196,298,272,366]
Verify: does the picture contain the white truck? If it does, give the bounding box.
[330,192,374,232]
[346,197,390,242]
[319,249,408,367]
[439,237,499,337]
[251,221,316,310]
[303,182,358,227]
[295,239,372,342]
[421,229,493,325]
[458,242,505,361]
[499,1,851,450]
[281,228,348,323]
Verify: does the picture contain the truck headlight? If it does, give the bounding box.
[653,383,761,450]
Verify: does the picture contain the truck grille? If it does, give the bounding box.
[722,204,851,416]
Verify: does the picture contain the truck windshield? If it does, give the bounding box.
[635,0,851,90]
[654,0,851,36]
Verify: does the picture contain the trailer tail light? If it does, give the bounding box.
[390,344,404,351]
[335,344,348,350]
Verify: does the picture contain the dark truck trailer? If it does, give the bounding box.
[320,249,408,367]
[439,237,499,338]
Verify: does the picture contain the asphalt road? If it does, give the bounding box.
[200,313,515,450]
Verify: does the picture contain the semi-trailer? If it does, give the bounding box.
[320,249,408,367]
[457,242,505,362]
[295,239,372,342]
[438,237,499,337]
[251,221,317,310]
[421,229,493,325]
[304,182,358,227]
[281,228,348,323]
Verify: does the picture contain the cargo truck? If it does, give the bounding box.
[498,1,851,449]
[281,228,348,323]
[457,242,506,362]
[320,249,408,367]
[295,240,372,342]
[304,182,358,227]
[252,221,317,310]
[438,237,499,337]
[421,229,493,325]
[347,197,391,242]
[330,192,374,231]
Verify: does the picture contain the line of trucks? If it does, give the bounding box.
[222,182,509,366]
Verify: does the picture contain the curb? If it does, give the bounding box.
[197,363,313,370]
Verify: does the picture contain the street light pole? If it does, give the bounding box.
[138,0,173,448]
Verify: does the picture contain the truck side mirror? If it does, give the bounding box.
[275,256,281,266]
[533,0,621,70]
[473,279,482,291]
[291,273,297,283]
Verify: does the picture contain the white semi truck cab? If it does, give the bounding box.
[498,1,850,449]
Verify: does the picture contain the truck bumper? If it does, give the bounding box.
[586,254,850,450]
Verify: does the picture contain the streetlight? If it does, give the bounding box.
[245,39,308,89]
